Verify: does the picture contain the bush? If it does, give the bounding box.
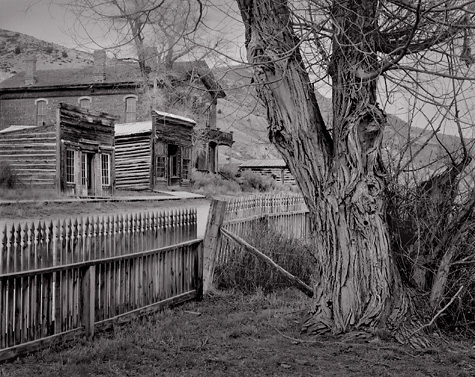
[44,45,54,54]
[214,221,314,294]
[14,45,21,55]
[240,170,277,192]
[218,164,239,181]
[0,162,19,188]
[191,170,241,196]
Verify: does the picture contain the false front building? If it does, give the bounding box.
[115,110,195,190]
[0,103,116,197]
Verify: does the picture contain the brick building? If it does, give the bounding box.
[0,50,233,173]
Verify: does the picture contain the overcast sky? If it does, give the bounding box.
[0,0,77,47]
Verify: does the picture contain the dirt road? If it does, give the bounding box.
[0,198,211,238]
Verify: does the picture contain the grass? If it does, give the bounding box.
[1,289,474,376]
[215,221,315,294]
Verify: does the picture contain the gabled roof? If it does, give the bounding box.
[0,62,143,90]
[240,159,287,168]
[0,58,226,99]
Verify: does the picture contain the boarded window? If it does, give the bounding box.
[66,149,74,183]
[125,96,137,123]
[36,100,47,126]
[101,154,110,186]
[79,98,91,109]
[182,147,191,180]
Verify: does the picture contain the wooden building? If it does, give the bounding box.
[0,103,116,196]
[115,110,195,190]
[0,50,233,175]
[239,159,296,185]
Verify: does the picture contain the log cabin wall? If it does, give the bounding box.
[115,132,151,190]
[0,125,57,188]
[57,103,116,197]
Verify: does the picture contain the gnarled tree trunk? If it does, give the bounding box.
[236,0,422,344]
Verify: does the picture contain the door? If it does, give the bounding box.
[167,144,179,186]
[81,152,95,196]
[154,141,167,189]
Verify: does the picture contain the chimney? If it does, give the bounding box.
[93,50,107,82]
[25,56,37,86]
[144,46,159,73]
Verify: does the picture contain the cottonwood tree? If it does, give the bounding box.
[234,0,475,346]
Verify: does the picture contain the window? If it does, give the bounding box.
[78,97,91,109]
[81,153,87,186]
[101,154,110,186]
[182,147,191,180]
[35,99,47,126]
[66,149,74,183]
[156,156,166,178]
[155,142,166,178]
[124,95,137,123]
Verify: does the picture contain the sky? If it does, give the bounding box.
[0,0,77,47]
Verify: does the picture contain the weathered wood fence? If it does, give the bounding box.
[0,208,202,361]
[202,194,310,291]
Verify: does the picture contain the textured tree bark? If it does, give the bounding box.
[236,0,419,341]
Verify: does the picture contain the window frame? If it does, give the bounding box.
[78,96,92,110]
[101,154,111,186]
[35,98,48,127]
[65,149,75,184]
[124,95,138,123]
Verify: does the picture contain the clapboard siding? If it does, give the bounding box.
[0,132,57,188]
[115,134,151,190]
[241,167,297,186]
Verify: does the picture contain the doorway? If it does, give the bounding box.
[168,144,179,186]
[81,152,95,196]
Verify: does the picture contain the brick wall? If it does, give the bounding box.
[0,87,151,130]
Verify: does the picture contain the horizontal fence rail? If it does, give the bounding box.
[0,208,201,361]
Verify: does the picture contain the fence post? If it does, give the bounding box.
[202,199,227,292]
[80,265,96,339]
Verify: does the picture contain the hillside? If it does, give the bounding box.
[0,28,92,82]
[0,29,466,171]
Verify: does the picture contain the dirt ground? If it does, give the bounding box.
[0,289,474,377]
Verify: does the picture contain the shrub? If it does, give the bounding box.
[191,170,241,196]
[44,45,54,54]
[14,45,21,54]
[0,162,19,188]
[240,170,277,192]
[214,220,315,294]
[218,164,239,181]
[62,50,68,58]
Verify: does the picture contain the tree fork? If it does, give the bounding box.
[235,0,433,346]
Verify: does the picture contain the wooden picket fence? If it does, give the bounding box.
[0,208,202,361]
[219,194,310,264]
[201,194,311,291]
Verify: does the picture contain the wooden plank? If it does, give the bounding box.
[202,200,227,292]
[80,266,95,339]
